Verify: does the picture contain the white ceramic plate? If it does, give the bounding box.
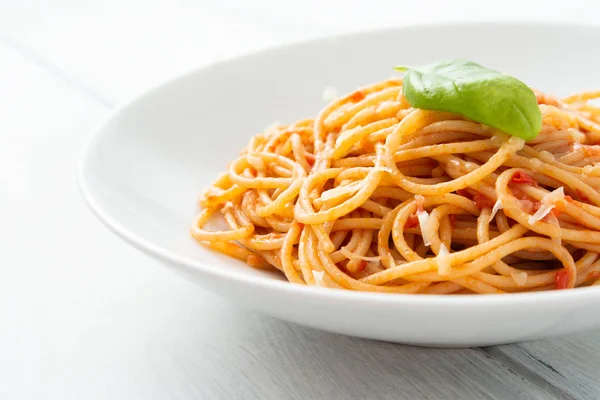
[80,22,600,347]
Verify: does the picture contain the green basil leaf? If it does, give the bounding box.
[396,60,542,141]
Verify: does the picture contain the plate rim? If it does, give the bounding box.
[79,20,600,307]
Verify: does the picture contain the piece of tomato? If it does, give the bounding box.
[405,214,419,229]
[511,171,536,185]
[555,270,570,290]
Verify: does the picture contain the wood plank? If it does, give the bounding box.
[487,333,600,400]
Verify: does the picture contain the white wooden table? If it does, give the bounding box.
[2,1,600,399]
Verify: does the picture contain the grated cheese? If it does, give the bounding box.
[544,186,565,204]
[414,194,431,246]
[490,199,503,220]
[511,271,528,286]
[527,187,564,225]
[528,203,554,225]
[312,270,326,287]
[437,243,451,276]
[417,209,432,246]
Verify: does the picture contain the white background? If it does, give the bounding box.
[1,1,600,399]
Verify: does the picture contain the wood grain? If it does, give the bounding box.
[489,333,600,400]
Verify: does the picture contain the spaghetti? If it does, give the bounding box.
[192,78,600,294]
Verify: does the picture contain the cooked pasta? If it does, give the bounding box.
[191,78,600,294]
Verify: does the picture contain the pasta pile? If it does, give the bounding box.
[192,79,600,294]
